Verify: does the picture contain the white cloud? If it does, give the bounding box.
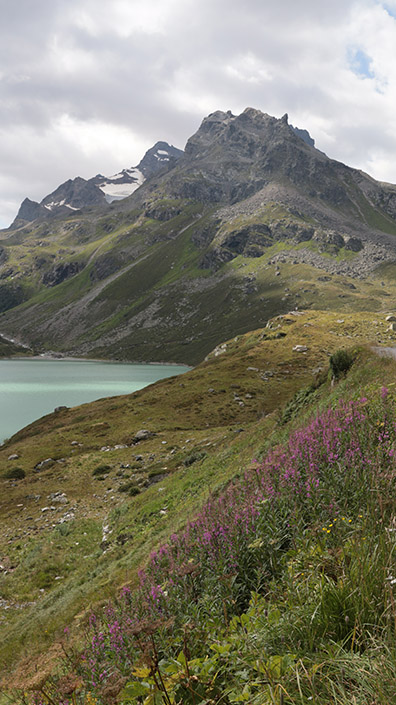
[225,54,272,85]
[2,0,396,226]
[71,0,186,38]
[48,34,97,75]
[55,114,149,163]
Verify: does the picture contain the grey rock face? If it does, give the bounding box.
[13,197,44,224]
[290,125,315,148]
[11,180,105,227]
[137,141,184,178]
[41,177,106,211]
[42,262,82,287]
[5,106,396,366]
[166,108,327,206]
[144,203,182,221]
[191,219,222,249]
[345,237,363,252]
[199,247,236,270]
[222,225,272,254]
[34,458,55,472]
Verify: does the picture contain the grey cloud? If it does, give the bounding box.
[0,0,394,226]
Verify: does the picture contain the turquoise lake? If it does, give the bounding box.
[0,359,190,443]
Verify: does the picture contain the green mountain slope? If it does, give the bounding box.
[2,110,396,362]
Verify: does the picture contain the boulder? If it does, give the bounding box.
[34,458,55,472]
[293,345,308,353]
[133,429,156,443]
[48,492,68,504]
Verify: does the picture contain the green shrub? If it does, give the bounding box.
[118,480,139,493]
[128,486,141,497]
[56,523,71,537]
[329,349,355,379]
[5,467,26,480]
[280,384,317,425]
[92,464,111,476]
[183,451,207,467]
[34,564,59,589]
[148,469,167,479]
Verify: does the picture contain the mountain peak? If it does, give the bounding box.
[203,110,235,124]
[10,141,184,225]
[241,106,270,120]
[185,108,306,159]
[15,197,42,223]
[137,141,184,178]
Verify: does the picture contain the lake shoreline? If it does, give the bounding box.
[6,354,193,368]
[0,333,192,367]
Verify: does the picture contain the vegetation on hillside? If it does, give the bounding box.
[24,374,396,704]
[2,311,396,702]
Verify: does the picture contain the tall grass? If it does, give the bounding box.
[28,388,396,704]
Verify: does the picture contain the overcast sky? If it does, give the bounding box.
[1,0,396,228]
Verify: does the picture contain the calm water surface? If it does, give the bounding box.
[0,358,190,442]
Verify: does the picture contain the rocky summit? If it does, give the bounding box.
[2,107,396,363]
[11,141,183,226]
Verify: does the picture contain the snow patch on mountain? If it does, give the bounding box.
[99,181,143,202]
[42,199,80,211]
[98,168,145,203]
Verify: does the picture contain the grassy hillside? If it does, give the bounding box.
[68,369,396,705]
[3,184,396,365]
[1,310,396,700]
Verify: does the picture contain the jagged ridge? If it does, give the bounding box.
[10,141,184,226]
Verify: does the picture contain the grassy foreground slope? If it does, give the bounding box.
[1,310,396,699]
[62,353,396,705]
